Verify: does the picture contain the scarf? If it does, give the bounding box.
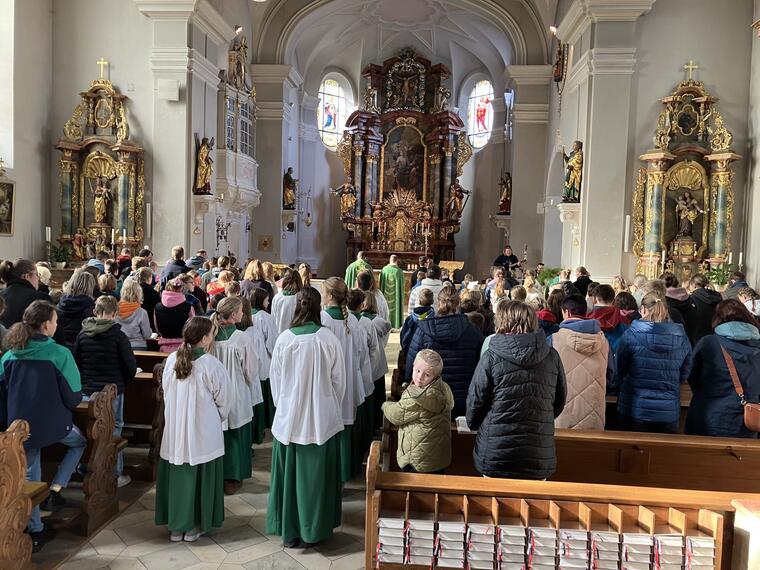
[118,301,141,319]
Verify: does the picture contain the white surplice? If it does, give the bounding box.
[209,329,259,429]
[361,314,391,380]
[321,310,372,423]
[250,310,277,379]
[160,352,231,466]
[270,327,346,445]
[272,293,298,335]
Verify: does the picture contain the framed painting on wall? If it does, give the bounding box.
[0,181,15,236]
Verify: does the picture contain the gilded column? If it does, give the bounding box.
[366,146,379,217]
[705,152,740,261]
[57,147,80,238]
[637,152,673,278]
[115,152,134,238]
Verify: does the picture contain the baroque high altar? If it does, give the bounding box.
[55,66,145,260]
[632,67,740,281]
[335,48,472,266]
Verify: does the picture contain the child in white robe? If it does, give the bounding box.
[320,277,372,482]
[156,316,231,542]
[209,296,260,495]
[267,286,346,548]
[357,269,390,341]
[360,291,392,430]
[248,288,278,430]
[347,289,380,449]
[271,268,302,335]
[238,296,267,444]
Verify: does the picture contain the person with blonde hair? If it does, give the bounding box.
[116,279,152,349]
[206,270,235,297]
[611,275,628,295]
[97,273,119,299]
[272,269,303,334]
[523,270,543,298]
[298,262,312,289]
[615,292,692,433]
[356,289,392,431]
[241,259,274,304]
[261,261,279,295]
[467,300,566,479]
[55,270,97,350]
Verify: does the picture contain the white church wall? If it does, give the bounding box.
[745,0,760,287]
[0,0,53,260]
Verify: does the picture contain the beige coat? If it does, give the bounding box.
[552,324,609,430]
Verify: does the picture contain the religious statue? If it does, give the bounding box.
[72,230,86,260]
[497,170,512,215]
[444,178,470,221]
[432,85,450,113]
[283,167,298,210]
[675,191,703,238]
[333,183,357,218]
[194,136,214,194]
[93,177,112,223]
[229,27,249,90]
[116,102,129,143]
[562,140,583,203]
[363,85,380,114]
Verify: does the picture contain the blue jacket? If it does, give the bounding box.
[0,336,83,448]
[686,322,760,438]
[616,320,692,424]
[400,306,435,353]
[406,313,483,416]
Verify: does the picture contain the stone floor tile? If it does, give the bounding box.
[224,495,259,517]
[248,512,279,541]
[108,558,148,570]
[59,554,117,570]
[70,543,98,561]
[238,490,269,510]
[328,552,365,570]
[211,523,268,553]
[219,565,247,570]
[114,520,167,546]
[284,546,332,570]
[106,509,156,530]
[183,564,221,570]
[313,532,362,560]
[139,543,201,570]
[243,551,306,569]
[119,537,177,558]
[90,528,127,556]
[185,535,229,563]
[222,539,282,564]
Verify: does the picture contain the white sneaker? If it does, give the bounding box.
[183,528,204,542]
[117,475,132,488]
[170,532,183,542]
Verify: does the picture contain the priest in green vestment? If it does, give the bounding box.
[344,251,372,288]
[380,254,406,328]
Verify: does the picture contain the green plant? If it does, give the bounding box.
[705,263,732,286]
[538,266,562,286]
[51,245,72,263]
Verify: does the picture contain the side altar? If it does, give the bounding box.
[55,63,145,260]
[334,48,473,265]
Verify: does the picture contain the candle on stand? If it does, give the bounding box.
[122,228,127,243]
[739,251,744,267]
[623,215,631,252]
[111,228,115,244]
[661,249,666,267]
[728,252,733,265]
[45,226,51,242]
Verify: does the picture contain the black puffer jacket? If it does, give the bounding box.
[54,295,95,351]
[0,279,51,327]
[140,283,161,331]
[466,331,566,479]
[406,313,483,416]
[73,318,137,395]
[690,287,723,343]
[666,289,699,345]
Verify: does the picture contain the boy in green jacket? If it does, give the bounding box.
[382,349,454,473]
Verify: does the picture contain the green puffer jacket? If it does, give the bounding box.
[381,378,454,473]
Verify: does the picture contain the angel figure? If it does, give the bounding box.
[194,136,215,194]
[333,182,357,218]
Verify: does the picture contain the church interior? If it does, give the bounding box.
[2,0,760,568]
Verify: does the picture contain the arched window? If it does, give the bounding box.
[317,75,353,150]
[467,79,494,149]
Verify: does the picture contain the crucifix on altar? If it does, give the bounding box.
[97,57,109,79]
[683,59,699,81]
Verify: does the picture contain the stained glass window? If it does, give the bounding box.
[318,78,346,149]
[467,80,494,149]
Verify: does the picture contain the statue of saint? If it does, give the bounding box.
[72,230,86,260]
[498,171,512,215]
[93,177,111,223]
[334,183,357,218]
[562,140,583,202]
[675,191,703,238]
[444,178,470,220]
[194,137,214,194]
[432,85,450,113]
[283,167,298,210]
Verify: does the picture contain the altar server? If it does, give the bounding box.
[266,287,346,548]
[249,287,278,428]
[209,297,260,494]
[238,297,266,444]
[155,317,231,542]
[321,277,372,482]
[271,269,302,335]
[347,289,379,447]
[361,291,392,429]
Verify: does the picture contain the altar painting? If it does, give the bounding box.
[381,125,426,201]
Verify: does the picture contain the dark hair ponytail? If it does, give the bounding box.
[4,300,56,351]
[0,258,36,284]
[174,316,213,380]
[249,287,269,311]
[290,287,322,329]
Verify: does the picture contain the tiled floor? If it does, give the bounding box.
[53,331,402,570]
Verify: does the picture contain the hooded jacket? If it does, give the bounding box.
[408,278,444,313]
[550,319,608,430]
[382,378,455,472]
[400,305,435,352]
[140,282,161,331]
[0,336,82,448]
[154,290,195,340]
[587,306,629,352]
[666,288,699,345]
[690,287,723,342]
[536,309,560,337]
[723,280,749,300]
[54,294,95,350]
[466,331,566,479]
[160,259,190,289]
[116,302,152,349]
[0,278,51,328]
[406,313,482,416]
[686,321,760,438]
[74,318,137,395]
[574,275,592,297]
[616,319,692,424]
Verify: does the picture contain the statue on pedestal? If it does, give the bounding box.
[194,136,214,195]
[498,171,512,215]
[333,182,357,218]
[675,191,703,238]
[562,140,583,203]
[93,177,112,223]
[444,178,470,220]
[283,167,298,210]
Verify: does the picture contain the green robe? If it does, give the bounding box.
[344,259,372,289]
[380,263,406,328]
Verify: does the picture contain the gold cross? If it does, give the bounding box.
[683,60,699,80]
[97,57,109,79]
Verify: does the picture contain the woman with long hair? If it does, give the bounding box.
[262,261,279,295]
[241,258,274,305]
[0,258,50,328]
[55,270,97,350]
[208,297,261,495]
[155,316,231,542]
[298,262,312,289]
[271,269,303,334]
[267,287,345,548]
[616,292,692,433]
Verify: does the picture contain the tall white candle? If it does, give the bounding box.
[122,228,127,243]
[623,215,631,252]
[146,203,152,238]
[45,226,51,242]
[728,252,733,265]
[661,249,666,265]
[739,251,744,267]
[111,228,115,244]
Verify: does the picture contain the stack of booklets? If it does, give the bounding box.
[527,525,558,570]
[407,512,436,566]
[436,512,467,568]
[685,535,716,569]
[466,515,497,570]
[498,519,527,570]
[621,532,654,570]
[376,510,406,565]
[558,527,589,569]
[654,534,686,570]
[591,529,621,570]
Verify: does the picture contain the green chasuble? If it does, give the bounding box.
[344,259,372,289]
[380,263,406,328]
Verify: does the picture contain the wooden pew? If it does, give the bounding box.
[383,423,760,493]
[0,419,49,569]
[133,350,168,374]
[365,440,760,570]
